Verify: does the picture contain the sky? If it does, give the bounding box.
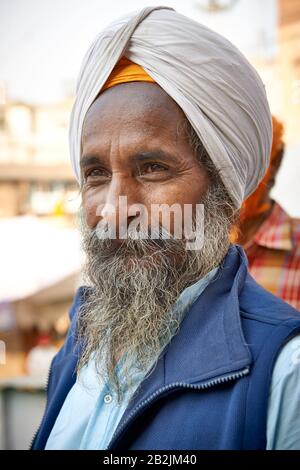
[0,0,277,104]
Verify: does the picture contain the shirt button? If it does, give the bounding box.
[104,394,112,404]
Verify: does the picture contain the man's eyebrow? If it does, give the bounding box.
[80,151,179,168]
[131,151,179,164]
[80,155,105,168]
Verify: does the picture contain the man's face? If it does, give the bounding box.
[80,82,209,239]
[77,83,232,401]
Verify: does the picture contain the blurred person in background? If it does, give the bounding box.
[31,7,300,451]
[233,117,300,311]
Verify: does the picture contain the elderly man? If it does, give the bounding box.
[31,7,300,450]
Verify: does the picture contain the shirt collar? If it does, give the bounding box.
[251,202,294,251]
[171,265,219,321]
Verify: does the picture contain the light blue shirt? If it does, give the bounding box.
[267,334,300,449]
[45,266,300,450]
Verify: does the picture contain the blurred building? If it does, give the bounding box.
[277,0,300,145]
[0,95,78,217]
[251,0,300,147]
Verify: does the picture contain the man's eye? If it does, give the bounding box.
[141,163,168,174]
[85,168,109,179]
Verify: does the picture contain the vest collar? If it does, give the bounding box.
[164,244,252,384]
[126,244,252,397]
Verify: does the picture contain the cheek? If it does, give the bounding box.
[142,171,209,233]
[145,172,208,207]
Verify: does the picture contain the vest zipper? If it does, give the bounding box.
[107,366,250,449]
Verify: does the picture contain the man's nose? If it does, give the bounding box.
[98,176,139,239]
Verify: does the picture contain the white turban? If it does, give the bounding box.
[69,6,272,208]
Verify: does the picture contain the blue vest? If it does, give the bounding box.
[31,245,300,450]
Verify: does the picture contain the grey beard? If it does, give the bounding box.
[76,186,235,402]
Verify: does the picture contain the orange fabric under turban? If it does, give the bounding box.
[102,57,156,91]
